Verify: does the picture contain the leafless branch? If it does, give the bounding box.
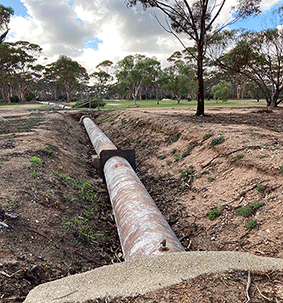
[256,285,272,302]
[244,271,251,303]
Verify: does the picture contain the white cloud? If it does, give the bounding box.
[6,0,283,73]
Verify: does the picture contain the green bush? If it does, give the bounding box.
[10,95,20,103]
[279,166,283,174]
[212,80,231,102]
[73,99,106,109]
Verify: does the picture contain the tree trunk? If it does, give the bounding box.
[20,90,25,102]
[66,91,70,103]
[196,42,205,116]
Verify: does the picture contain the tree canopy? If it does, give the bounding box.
[126,0,262,115]
[0,5,14,44]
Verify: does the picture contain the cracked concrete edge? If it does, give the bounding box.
[24,251,283,303]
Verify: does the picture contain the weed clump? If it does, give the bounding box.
[235,200,264,217]
[279,166,283,174]
[235,154,244,160]
[210,136,225,147]
[208,207,223,220]
[181,150,191,158]
[46,143,59,150]
[203,133,213,141]
[246,219,258,230]
[256,184,266,192]
[30,156,42,166]
[39,148,54,156]
[167,135,178,145]
[179,166,194,181]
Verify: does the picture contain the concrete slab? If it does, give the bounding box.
[24,251,283,303]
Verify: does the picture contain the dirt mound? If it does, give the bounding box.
[0,106,283,302]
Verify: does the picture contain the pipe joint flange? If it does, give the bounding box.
[79,115,90,124]
[99,149,136,176]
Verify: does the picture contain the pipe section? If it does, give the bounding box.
[82,117,185,261]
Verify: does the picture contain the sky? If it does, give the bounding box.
[2,0,283,74]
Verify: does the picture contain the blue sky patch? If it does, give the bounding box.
[84,38,103,50]
[231,0,283,32]
[1,0,28,17]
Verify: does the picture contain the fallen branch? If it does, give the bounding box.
[0,269,23,278]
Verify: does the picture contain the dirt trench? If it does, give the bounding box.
[0,106,283,302]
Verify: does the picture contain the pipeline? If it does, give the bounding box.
[37,101,72,109]
[82,116,185,261]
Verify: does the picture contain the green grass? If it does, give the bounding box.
[102,99,268,110]
[279,166,283,174]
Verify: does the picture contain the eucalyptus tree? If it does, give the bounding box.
[160,60,197,103]
[0,5,13,44]
[46,55,89,102]
[0,41,42,102]
[116,54,160,105]
[215,28,283,107]
[212,80,231,102]
[12,41,42,102]
[90,60,113,110]
[126,0,262,115]
[0,42,16,103]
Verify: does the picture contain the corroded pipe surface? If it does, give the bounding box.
[83,117,117,154]
[82,117,185,261]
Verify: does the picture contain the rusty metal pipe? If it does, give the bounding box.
[82,117,185,261]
